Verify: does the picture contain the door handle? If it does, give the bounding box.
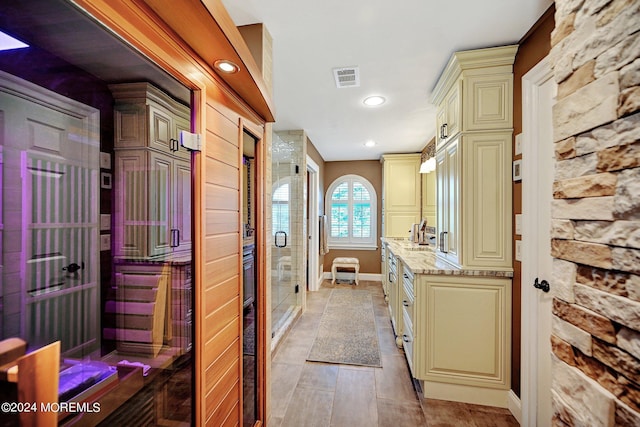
[62,262,84,273]
[534,278,550,293]
[275,231,287,248]
[170,229,180,247]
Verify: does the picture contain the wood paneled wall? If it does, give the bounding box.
[71,1,272,425]
[202,101,242,424]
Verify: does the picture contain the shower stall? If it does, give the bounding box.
[270,132,304,344]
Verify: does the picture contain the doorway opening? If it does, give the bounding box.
[521,56,556,426]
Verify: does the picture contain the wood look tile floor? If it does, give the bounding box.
[269,280,520,427]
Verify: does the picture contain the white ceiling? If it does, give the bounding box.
[221,0,554,161]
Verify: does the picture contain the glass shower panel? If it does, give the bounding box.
[271,133,301,337]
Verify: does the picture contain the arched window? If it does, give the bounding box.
[326,174,377,249]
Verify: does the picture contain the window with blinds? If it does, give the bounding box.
[326,175,377,249]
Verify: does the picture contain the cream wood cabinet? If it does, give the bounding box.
[432,45,517,270]
[381,243,389,302]
[410,274,511,391]
[435,80,461,150]
[110,83,192,259]
[436,137,460,266]
[381,153,421,238]
[386,249,401,338]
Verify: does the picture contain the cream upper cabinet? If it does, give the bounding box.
[381,153,421,238]
[431,45,516,271]
[111,82,191,259]
[463,73,513,131]
[435,80,461,149]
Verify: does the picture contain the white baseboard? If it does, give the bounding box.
[322,272,382,282]
[508,390,522,424]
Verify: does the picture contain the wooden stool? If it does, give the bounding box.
[331,257,359,285]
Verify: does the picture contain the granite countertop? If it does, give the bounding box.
[381,238,513,277]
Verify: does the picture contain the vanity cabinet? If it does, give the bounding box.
[381,238,512,406]
[413,275,511,390]
[110,82,192,259]
[381,153,421,238]
[432,45,516,270]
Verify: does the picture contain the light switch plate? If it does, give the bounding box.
[100,214,111,231]
[515,240,522,262]
[100,234,111,251]
[515,133,522,156]
[515,214,522,235]
[100,151,111,169]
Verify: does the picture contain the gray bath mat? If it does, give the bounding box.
[307,289,382,368]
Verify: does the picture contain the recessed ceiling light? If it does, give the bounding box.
[214,60,240,74]
[363,95,386,106]
[364,140,376,147]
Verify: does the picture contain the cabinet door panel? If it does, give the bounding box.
[173,159,192,252]
[444,81,461,138]
[149,152,172,256]
[385,212,420,238]
[114,104,147,149]
[173,113,192,160]
[425,277,510,388]
[436,139,460,266]
[149,104,173,153]
[115,150,148,257]
[463,133,512,268]
[385,158,420,211]
[464,74,512,131]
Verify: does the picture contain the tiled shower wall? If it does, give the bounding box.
[549,0,639,425]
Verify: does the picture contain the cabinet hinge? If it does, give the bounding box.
[179,130,202,151]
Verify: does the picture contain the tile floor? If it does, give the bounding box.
[269,280,520,427]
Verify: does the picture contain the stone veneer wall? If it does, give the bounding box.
[549,0,639,426]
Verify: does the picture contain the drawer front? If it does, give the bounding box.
[402,309,414,374]
[402,284,414,331]
[402,270,415,300]
[388,254,398,276]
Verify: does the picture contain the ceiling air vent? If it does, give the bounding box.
[333,66,360,88]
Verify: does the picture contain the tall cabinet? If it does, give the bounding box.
[110,83,192,259]
[381,153,421,238]
[431,46,517,270]
[108,83,193,357]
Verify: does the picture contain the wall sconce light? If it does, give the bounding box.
[420,157,436,173]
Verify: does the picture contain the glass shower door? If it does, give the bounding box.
[271,133,300,338]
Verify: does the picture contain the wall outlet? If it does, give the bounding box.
[100,214,111,231]
[515,133,522,156]
[515,240,522,262]
[515,214,522,235]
